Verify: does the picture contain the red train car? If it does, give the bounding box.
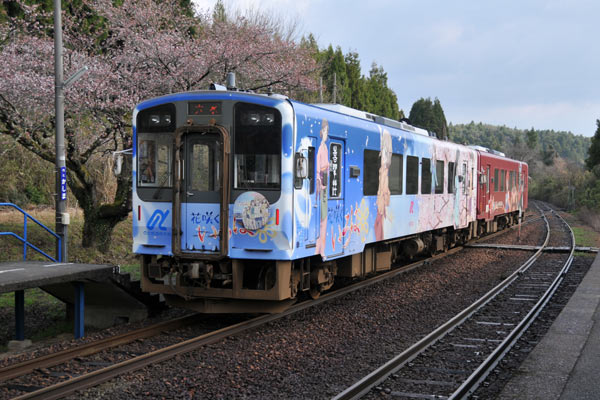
[474,148,528,234]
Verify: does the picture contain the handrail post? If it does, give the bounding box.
[15,290,25,341]
[23,214,27,261]
[74,282,84,339]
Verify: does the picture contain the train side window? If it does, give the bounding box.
[435,160,444,194]
[421,158,431,194]
[448,162,455,193]
[308,147,315,194]
[363,149,379,196]
[390,154,403,195]
[494,168,499,192]
[500,169,505,192]
[462,162,467,192]
[512,170,516,190]
[406,156,419,195]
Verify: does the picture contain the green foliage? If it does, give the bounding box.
[585,120,600,170]
[408,97,448,138]
[449,122,591,166]
[0,137,54,206]
[526,127,538,149]
[303,41,403,120]
[212,0,226,22]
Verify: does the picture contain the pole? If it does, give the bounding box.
[54,0,68,262]
[319,77,323,103]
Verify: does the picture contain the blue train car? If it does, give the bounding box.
[133,88,478,313]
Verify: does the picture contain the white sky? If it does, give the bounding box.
[193,0,600,137]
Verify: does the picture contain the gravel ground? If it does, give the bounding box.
[0,305,192,367]
[74,245,536,399]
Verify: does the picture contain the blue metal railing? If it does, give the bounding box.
[0,203,62,262]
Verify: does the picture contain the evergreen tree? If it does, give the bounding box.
[432,98,448,139]
[212,0,227,22]
[408,97,447,138]
[586,119,600,170]
[526,127,538,149]
[408,98,434,130]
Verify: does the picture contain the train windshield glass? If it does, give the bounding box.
[137,135,172,188]
[234,103,282,190]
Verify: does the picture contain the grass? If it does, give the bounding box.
[0,206,140,346]
[0,206,139,267]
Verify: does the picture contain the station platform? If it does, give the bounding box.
[0,261,151,344]
[0,261,116,293]
[498,252,600,399]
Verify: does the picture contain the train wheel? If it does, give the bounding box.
[309,285,321,299]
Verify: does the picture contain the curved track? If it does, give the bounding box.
[334,203,575,400]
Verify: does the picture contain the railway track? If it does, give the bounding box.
[2,206,546,399]
[334,203,575,400]
[4,248,468,400]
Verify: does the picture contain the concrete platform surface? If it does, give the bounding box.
[0,261,117,293]
[498,253,600,399]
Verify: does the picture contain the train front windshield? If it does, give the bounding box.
[233,103,282,192]
[135,100,282,204]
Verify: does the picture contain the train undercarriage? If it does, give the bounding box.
[140,211,523,313]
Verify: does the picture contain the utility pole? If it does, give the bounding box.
[319,77,323,103]
[54,0,68,262]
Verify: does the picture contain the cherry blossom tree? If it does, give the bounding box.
[0,0,317,251]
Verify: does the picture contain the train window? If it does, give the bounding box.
[435,160,444,194]
[234,103,281,191]
[138,135,172,188]
[390,154,403,195]
[512,171,516,190]
[500,169,505,192]
[190,142,219,191]
[406,156,419,195]
[308,147,315,194]
[448,162,455,193]
[494,168,499,192]
[421,158,431,194]
[363,150,379,196]
[139,140,156,184]
[462,163,467,192]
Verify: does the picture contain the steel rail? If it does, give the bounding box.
[450,207,576,399]
[11,209,542,399]
[12,246,471,400]
[333,203,551,400]
[0,313,201,383]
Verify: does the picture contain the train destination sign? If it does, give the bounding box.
[188,102,222,116]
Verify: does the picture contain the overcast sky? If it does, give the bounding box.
[193,0,599,137]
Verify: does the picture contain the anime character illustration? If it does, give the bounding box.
[315,119,329,256]
[375,128,392,241]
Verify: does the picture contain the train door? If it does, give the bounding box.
[295,139,318,247]
[173,126,229,255]
[325,139,345,257]
[480,164,491,220]
[306,141,319,245]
